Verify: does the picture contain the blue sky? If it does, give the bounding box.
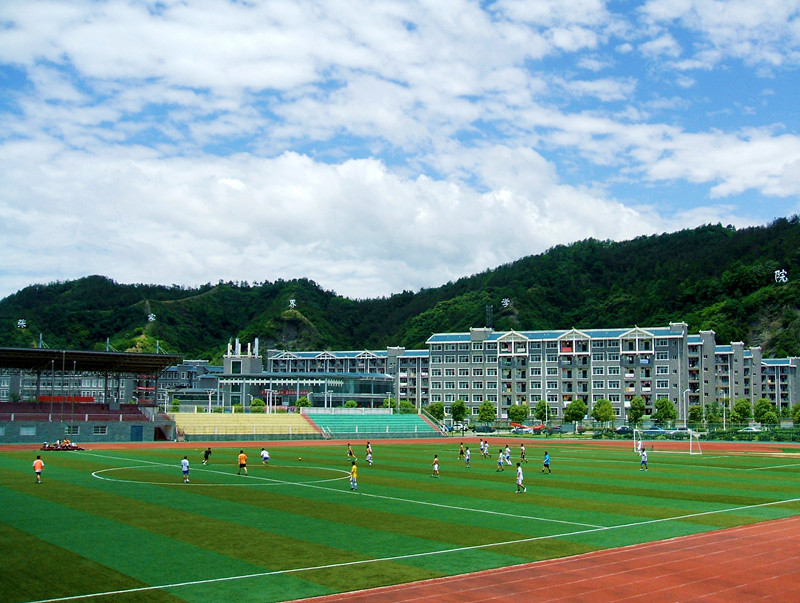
[1,0,799,301]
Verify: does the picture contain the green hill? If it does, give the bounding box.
[3,217,800,359]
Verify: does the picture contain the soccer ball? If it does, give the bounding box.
[298,457,302,461]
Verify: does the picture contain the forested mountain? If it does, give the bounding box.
[3,217,800,361]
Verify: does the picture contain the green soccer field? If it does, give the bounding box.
[2,440,799,603]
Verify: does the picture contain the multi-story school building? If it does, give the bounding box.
[259,321,799,421]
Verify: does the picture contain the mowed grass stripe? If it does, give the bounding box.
[0,487,339,602]
[0,523,187,603]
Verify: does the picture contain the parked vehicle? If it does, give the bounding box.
[510,426,533,434]
[615,425,633,434]
[475,424,496,433]
[739,426,762,433]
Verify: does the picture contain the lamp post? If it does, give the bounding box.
[207,389,213,414]
[545,390,556,425]
[682,388,690,428]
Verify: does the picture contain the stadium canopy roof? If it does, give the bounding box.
[0,347,182,375]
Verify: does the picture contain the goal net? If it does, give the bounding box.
[633,428,702,455]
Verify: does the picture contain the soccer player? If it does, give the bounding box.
[202,447,212,465]
[520,443,527,463]
[33,455,44,484]
[366,441,372,456]
[504,445,512,466]
[237,450,248,475]
[458,442,465,460]
[350,461,358,491]
[496,448,505,472]
[366,450,373,466]
[464,446,471,468]
[260,447,270,465]
[640,449,648,471]
[541,451,551,474]
[515,462,526,493]
[347,443,356,461]
[431,454,440,478]
[181,455,190,483]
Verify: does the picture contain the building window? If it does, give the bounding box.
[93,425,108,435]
[20,426,37,436]
[64,425,80,436]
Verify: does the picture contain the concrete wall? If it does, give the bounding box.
[0,419,175,444]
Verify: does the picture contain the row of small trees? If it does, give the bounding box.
[423,395,800,428]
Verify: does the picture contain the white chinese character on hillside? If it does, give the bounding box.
[147,313,157,322]
[775,269,789,283]
[289,299,297,308]
[501,298,511,308]
[16,318,26,328]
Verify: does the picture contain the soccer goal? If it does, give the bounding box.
[633,428,702,455]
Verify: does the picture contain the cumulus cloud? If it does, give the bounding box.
[0,0,798,300]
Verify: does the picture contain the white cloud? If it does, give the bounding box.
[0,0,798,301]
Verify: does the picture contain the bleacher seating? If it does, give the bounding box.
[305,413,440,438]
[0,402,148,422]
[172,412,321,439]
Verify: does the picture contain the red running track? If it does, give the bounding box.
[294,515,800,602]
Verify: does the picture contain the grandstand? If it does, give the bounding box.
[305,412,440,438]
[172,412,322,441]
